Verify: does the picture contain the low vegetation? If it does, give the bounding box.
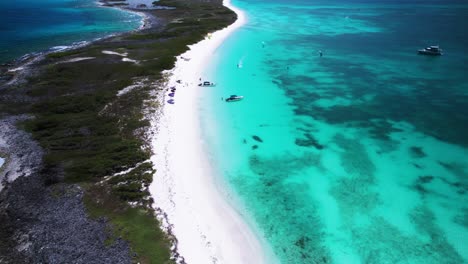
[84,184,172,263]
[1,0,236,263]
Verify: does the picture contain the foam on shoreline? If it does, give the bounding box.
[148,1,274,263]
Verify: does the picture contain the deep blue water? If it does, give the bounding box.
[0,0,140,63]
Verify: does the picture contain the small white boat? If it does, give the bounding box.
[225,95,244,102]
[198,81,216,87]
[418,45,443,56]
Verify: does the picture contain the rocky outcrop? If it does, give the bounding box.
[0,115,43,192]
[0,176,132,263]
[0,116,132,263]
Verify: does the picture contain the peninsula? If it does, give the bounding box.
[0,0,239,262]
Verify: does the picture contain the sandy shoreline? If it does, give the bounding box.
[148,1,273,263]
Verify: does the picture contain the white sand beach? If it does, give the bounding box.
[148,1,272,263]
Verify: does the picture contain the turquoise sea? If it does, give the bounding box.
[201,0,468,263]
[0,0,141,63]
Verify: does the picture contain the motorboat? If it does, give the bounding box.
[418,45,442,56]
[225,95,244,102]
[198,81,216,87]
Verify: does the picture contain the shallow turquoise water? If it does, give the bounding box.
[200,0,468,263]
[0,0,140,63]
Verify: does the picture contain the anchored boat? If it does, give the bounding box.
[418,45,443,56]
[198,81,216,87]
[225,95,244,102]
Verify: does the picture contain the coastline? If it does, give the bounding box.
[97,0,155,31]
[1,0,466,262]
[0,0,245,261]
[0,0,151,86]
[0,0,153,191]
[0,1,258,263]
[148,1,273,263]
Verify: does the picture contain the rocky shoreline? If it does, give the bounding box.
[0,116,43,192]
[0,2,162,88]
